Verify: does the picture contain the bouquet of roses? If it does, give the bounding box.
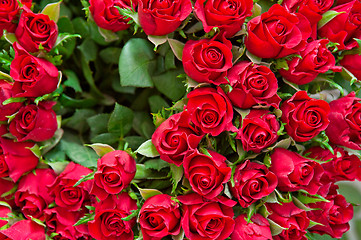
[0,0,361,239]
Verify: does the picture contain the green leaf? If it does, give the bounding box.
[87,114,110,136]
[30,216,46,227]
[0,72,12,82]
[133,183,163,200]
[268,218,287,236]
[85,143,115,157]
[2,97,27,105]
[41,1,62,22]
[148,35,168,51]
[108,103,134,137]
[78,38,98,62]
[246,50,262,64]
[144,158,169,171]
[121,209,139,221]
[73,171,95,187]
[63,109,96,133]
[55,33,81,48]
[0,201,11,210]
[148,95,170,113]
[46,161,69,175]
[99,47,121,64]
[135,139,159,158]
[119,38,156,87]
[318,10,345,29]
[153,68,186,101]
[170,164,183,194]
[168,39,184,61]
[98,27,119,42]
[91,133,120,145]
[3,31,16,44]
[63,70,82,92]
[73,213,94,226]
[297,190,330,204]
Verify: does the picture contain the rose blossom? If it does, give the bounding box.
[267,201,310,240]
[237,110,280,153]
[48,162,93,211]
[10,42,59,98]
[0,0,32,36]
[15,168,57,220]
[9,101,58,142]
[0,220,45,240]
[0,80,22,122]
[229,160,277,207]
[245,4,311,59]
[88,193,138,240]
[138,0,192,36]
[325,92,361,149]
[89,0,136,32]
[340,53,361,81]
[182,36,233,85]
[231,213,272,240]
[178,193,236,240]
[139,194,181,240]
[194,0,253,37]
[152,111,203,166]
[90,150,136,200]
[15,7,58,52]
[279,39,341,85]
[226,61,281,109]
[0,178,15,207]
[281,91,330,142]
[0,137,38,182]
[186,87,236,136]
[270,148,324,195]
[318,0,361,50]
[183,149,231,199]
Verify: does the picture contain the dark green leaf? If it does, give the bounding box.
[148,95,170,113]
[99,47,121,64]
[144,158,169,171]
[63,70,82,92]
[108,103,134,137]
[153,68,186,101]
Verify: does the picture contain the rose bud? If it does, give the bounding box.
[245,4,311,59]
[326,92,361,150]
[178,193,236,240]
[281,91,330,142]
[89,0,136,32]
[15,7,58,52]
[237,110,280,153]
[48,162,93,211]
[139,194,181,240]
[90,150,136,201]
[229,160,277,208]
[8,101,58,142]
[231,213,272,240]
[152,111,203,166]
[88,193,138,240]
[138,0,192,36]
[182,36,233,85]
[227,61,281,109]
[15,168,57,220]
[194,0,253,38]
[10,42,59,98]
[186,87,236,136]
[270,148,324,195]
[183,149,231,199]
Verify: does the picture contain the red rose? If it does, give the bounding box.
[139,194,181,240]
[15,168,56,220]
[178,193,236,240]
[0,220,45,240]
[270,148,324,195]
[226,61,281,109]
[10,42,59,98]
[91,150,136,201]
[183,149,231,199]
[231,213,272,240]
[88,193,137,240]
[9,101,58,142]
[318,0,361,50]
[0,178,15,207]
[307,191,353,238]
[281,91,330,142]
[152,111,203,166]
[245,4,311,59]
[229,160,277,207]
[138,0,192,36]
[279,40,341,85]
[0,137,38,182]
[45,207,91,240]
[48,162,92,211]
[0,80,22,122]
[340,53,361,80]
[325,92,361,149]
[194,0,253,37]
[237,110,280,153]
[89,0,135,32]
[15,7,58,52]
[182,36,233,85]
[306,146,361,182]
[267,201,310,240]
[186,87,236,136]
[0,0,27,35]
